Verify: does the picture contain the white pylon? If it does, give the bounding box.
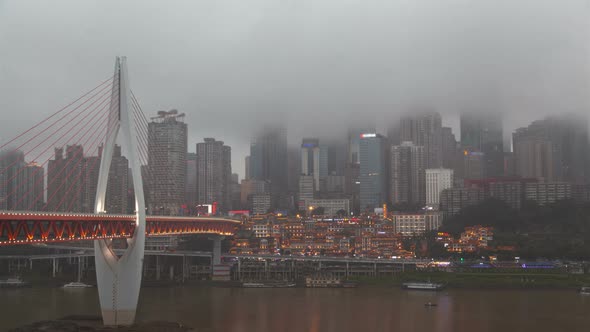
[94,56,146,326]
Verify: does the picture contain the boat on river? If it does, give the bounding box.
[0,278,30,288]
[242,281,296,288]
[579,286,590,295]
[402,282,445,291]
[63,282,93,288]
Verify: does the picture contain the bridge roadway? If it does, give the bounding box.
[0,211,239,246]
[0,247,430,266]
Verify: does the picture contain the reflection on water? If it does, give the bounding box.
[2,287,590,331]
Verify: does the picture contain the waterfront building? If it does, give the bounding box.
[305,198,350,216]
[252,194,271,215]
[393,211,441,236]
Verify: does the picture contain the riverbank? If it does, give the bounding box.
[9,316,195,332]
[350,271,590,289]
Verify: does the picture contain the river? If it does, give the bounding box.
[2,287,590,331]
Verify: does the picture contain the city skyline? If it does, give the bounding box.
[2,1,590,179]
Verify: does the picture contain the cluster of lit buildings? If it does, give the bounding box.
[436,226,495,253]
[230,212,443,258]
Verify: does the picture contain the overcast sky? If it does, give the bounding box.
[1,0,589,178]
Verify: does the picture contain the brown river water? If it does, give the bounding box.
[1,287,589,331]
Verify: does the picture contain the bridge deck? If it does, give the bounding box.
[0,211,239,246]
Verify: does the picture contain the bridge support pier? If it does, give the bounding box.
[210,236,224,266]
[52,258,58,278]
[156,256,161,281]
[93,57,146,326]
[345,262,349,278]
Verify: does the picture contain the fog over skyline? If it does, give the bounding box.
[1,0,589,178]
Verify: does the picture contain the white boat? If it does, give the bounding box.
[242,282,296,288]
[0,278,30,288]
[579,286,590,295]
[402,282,445,291]
[63,282,93,288]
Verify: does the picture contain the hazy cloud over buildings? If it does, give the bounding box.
[1,0,589,177]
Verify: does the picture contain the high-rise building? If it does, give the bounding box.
[300,138,328,192]
[524,182,572,205]
[222,145,232,211]
[147,110,187,215]
[398,111,442,168]
[489,181,522,210]
[287,147,300,193]
[344,162,360,215]
[230,173,241,210]
[196,138,232,211]
[513,115,589,183]
[460,113,504,177]
[244,155,251,180]
[463,150,484,180]
[250,125,288,208]
[185,152,198,209]
[15,161,44,211]
[252,194,271,215]
[82,154,100,213]
[440,187,485,219]
[104,145,129,214]
[390,142,425,206]
[441,127,458,170]
[425,168,453,207]
[0,150,25,210]
[326,139,348,176]
[240,179,268,210]
[359,133,387,211]
[348,124,376,164]
[47,145,85,212]
[298,175,314,210]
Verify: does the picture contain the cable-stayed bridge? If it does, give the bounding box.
[0,57,237,325]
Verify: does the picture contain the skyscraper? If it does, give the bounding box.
[359,133,387,211]
[326,138,348,176]
[185,152,198,209]
[104,145,129,214]
[287,147,301,193]
[147,110,187,215]
[390,142,425,206]
[398,111,443,168]
[513,115,589,183]
[249,125,288,208]
[460,112,504,177]
[301,138,328,192]
[426,168,453,207]
[298,175,314,209]
[441,127,458,170]
[0,150,25,210]
[348,124,376,164]
[196,138,232,212]
[15,161,44,211]
[47,145,85,212]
